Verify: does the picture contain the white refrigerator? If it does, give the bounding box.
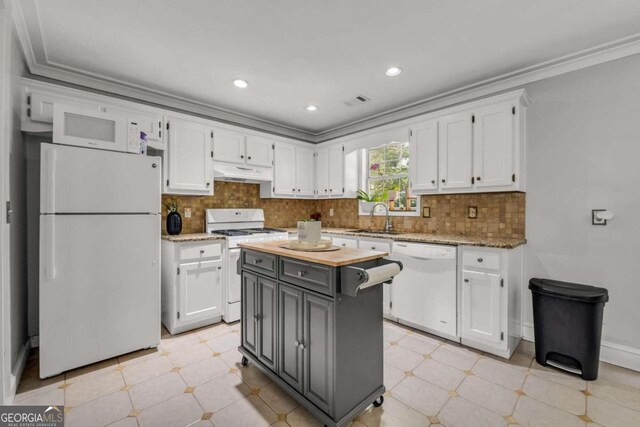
[39,143,161,378]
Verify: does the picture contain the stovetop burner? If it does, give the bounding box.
[212,229,251,237]
[212,227,285,237]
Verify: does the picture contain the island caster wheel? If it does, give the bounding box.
[241,356,249,366]
[373,395,384,407]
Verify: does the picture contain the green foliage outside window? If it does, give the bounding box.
[367,142,416,211]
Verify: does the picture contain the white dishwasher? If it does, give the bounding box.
[391,242,458,340]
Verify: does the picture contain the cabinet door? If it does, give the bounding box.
[315,147,330,197]
[438,112,472,189]
[278,284,303,391]
[409,120,438,191]
[303,293,333,414]
[473,103,514,188]
[246,136,273,167]
[167,117,213,193]
[273,142,296,196]
[257,277,278,371]
[213,129,245,164]
[242,272,259,355]
[328,145,344,197]
[461,270,502,344]
[296,146,316,197]
[178,260,222,324]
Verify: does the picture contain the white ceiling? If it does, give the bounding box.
[13,0,640,137]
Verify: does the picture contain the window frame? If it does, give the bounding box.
[358,143,420,217]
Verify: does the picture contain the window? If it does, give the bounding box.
[366,141,417,213]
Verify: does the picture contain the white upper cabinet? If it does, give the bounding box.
[295,146,315,196]
[328,144,344,196]
[166,116,213,194]
[409,120,438,191]
[246,136,273,167]
[439,112,473,190]
[315,147,330,197]
[213,129,245,164]
[473,102,514,188]
[272,142,297,196]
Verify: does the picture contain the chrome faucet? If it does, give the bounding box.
[370,202,393,232]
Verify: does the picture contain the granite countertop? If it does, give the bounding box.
[238,240,387,267]
[284,227,526,249]
[161,233,226,243]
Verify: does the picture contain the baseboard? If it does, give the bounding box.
[6,340,30,404]
[521,321,640,372]
[522,321,535,342]
[600,341,640,372]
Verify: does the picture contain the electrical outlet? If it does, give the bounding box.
[184,207,191,218]
[329,208,334,217]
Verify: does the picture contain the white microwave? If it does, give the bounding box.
[53,104,143,153]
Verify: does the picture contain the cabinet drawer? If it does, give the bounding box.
[180,242,222,261]
[242,249,277,278]
[358,239,391,254]
[462,250,500,270]
[332,237,358,248]
[280,257,335,296]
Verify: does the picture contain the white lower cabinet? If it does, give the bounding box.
[331,236,358,248]
[161,240,224,334]
[459,245,523,358]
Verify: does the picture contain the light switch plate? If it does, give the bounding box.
[329,208,334,217]
[184,207,191,218]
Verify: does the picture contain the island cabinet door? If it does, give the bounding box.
[257,277,277,371]
[278,284,303,392]
[242,272,258,356]
[303,293,334,415]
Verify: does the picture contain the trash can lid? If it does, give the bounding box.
[529,278,609,303]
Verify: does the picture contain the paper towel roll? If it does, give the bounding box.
[359,262,402,291]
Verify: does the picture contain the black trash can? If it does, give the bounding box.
[529,278,609,380]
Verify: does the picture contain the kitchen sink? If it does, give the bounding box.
[348,229,403,235]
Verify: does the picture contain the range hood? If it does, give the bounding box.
[213,164,273,183]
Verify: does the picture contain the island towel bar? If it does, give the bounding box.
[340,259,403,297]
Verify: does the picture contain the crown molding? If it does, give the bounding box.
[314,33,640,142]
[10,0,640,144]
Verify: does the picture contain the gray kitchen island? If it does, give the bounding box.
[237,241,402,427]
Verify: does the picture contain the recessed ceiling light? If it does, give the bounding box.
[233,79,248,88]
[385,66,402,77]
[305,105,318,112]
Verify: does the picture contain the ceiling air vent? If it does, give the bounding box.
[343,95,370,107]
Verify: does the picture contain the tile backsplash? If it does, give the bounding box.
[162,182,525,239]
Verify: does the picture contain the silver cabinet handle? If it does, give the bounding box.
[294,340,300,347]
[253,259,262,264]
[298,342,305,350]
[297,271,305,277]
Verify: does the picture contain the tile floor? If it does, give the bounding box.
[13,321,640,427]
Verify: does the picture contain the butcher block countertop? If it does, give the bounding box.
[238,240,388,267]
[161,233,225,243]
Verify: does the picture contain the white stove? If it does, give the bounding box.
[206,209,289,322]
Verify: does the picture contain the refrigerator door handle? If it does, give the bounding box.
[43,146,57,213]
[44,215,56,280]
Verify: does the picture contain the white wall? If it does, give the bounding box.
[0,2,29,401]
[523,53,640,367]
